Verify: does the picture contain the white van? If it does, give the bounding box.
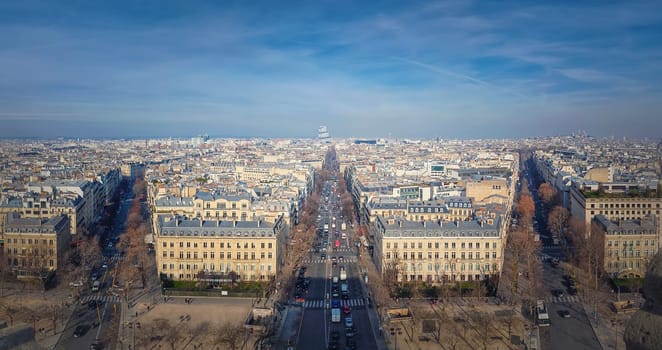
[91,280,100,292]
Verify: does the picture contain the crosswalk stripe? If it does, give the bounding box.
[302,298,365,309]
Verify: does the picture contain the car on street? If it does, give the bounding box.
[342,305,351,314]
[344,316,353,328]
[90,341,104,350]
[332,300,341,308]
[88,300,99,309]
[73,324,90,338]
[558,310,571,318]
[552,289,564,298]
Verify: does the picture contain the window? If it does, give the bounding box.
[476,243,480,249]
[187,242,191,248]
[492,242,497,249]
[170,242,174,248]
[461,243,465,249]
[386,242,391,249]
[404,242,408,249]
[203,242,207,248]
[187,252,191,259]
[163,252,167,258]
[428,242,432,249]
[163,264,167,270]
[211,242,214,248]
[492,252,497,259]
[179,242,184,248]
[162,242,167,248]
[179,252,184,259]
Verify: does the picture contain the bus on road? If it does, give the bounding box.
[536,300,551,326]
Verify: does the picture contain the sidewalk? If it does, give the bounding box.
[582,302,626,350]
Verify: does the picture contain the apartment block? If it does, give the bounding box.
[155,214,285,282]
[3,213,70,278]
[373,215,505,283]
[568,185,662,236]
[594,214,659,278]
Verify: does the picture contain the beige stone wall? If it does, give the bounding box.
[156,235,278,282]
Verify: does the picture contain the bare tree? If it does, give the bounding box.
[0,298,20,326]
[192,321,211,345]
[516,194,535,228]
[0,252,11,296]
[547,206,569,240]
[471,311,494,350]
[215,322,245,350]
[538,183,556,205]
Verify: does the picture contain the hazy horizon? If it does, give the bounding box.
[2,1,662,139]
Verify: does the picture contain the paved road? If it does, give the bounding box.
[525,158,601,350]
[58,183,134,349]
[295,178,380,350]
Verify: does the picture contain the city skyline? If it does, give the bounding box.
[1,1,662,139]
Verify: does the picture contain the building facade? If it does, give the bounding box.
[372,215,505,283]
[3,213,70,278]
[568,185,662,237]
[594,214,659,279]
[155,215,285,282]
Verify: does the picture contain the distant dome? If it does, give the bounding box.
[624,252,662,350]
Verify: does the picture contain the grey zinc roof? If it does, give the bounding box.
[154,195,193,207]
[378,216,501,238]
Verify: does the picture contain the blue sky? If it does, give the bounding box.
[1,0,661,139]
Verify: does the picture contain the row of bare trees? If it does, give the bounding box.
[133,318,246,350]
[117,177,151,294]
[275,163,331,299]
[0,297,68,334]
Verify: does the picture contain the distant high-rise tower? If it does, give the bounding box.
[318,126,330,141]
